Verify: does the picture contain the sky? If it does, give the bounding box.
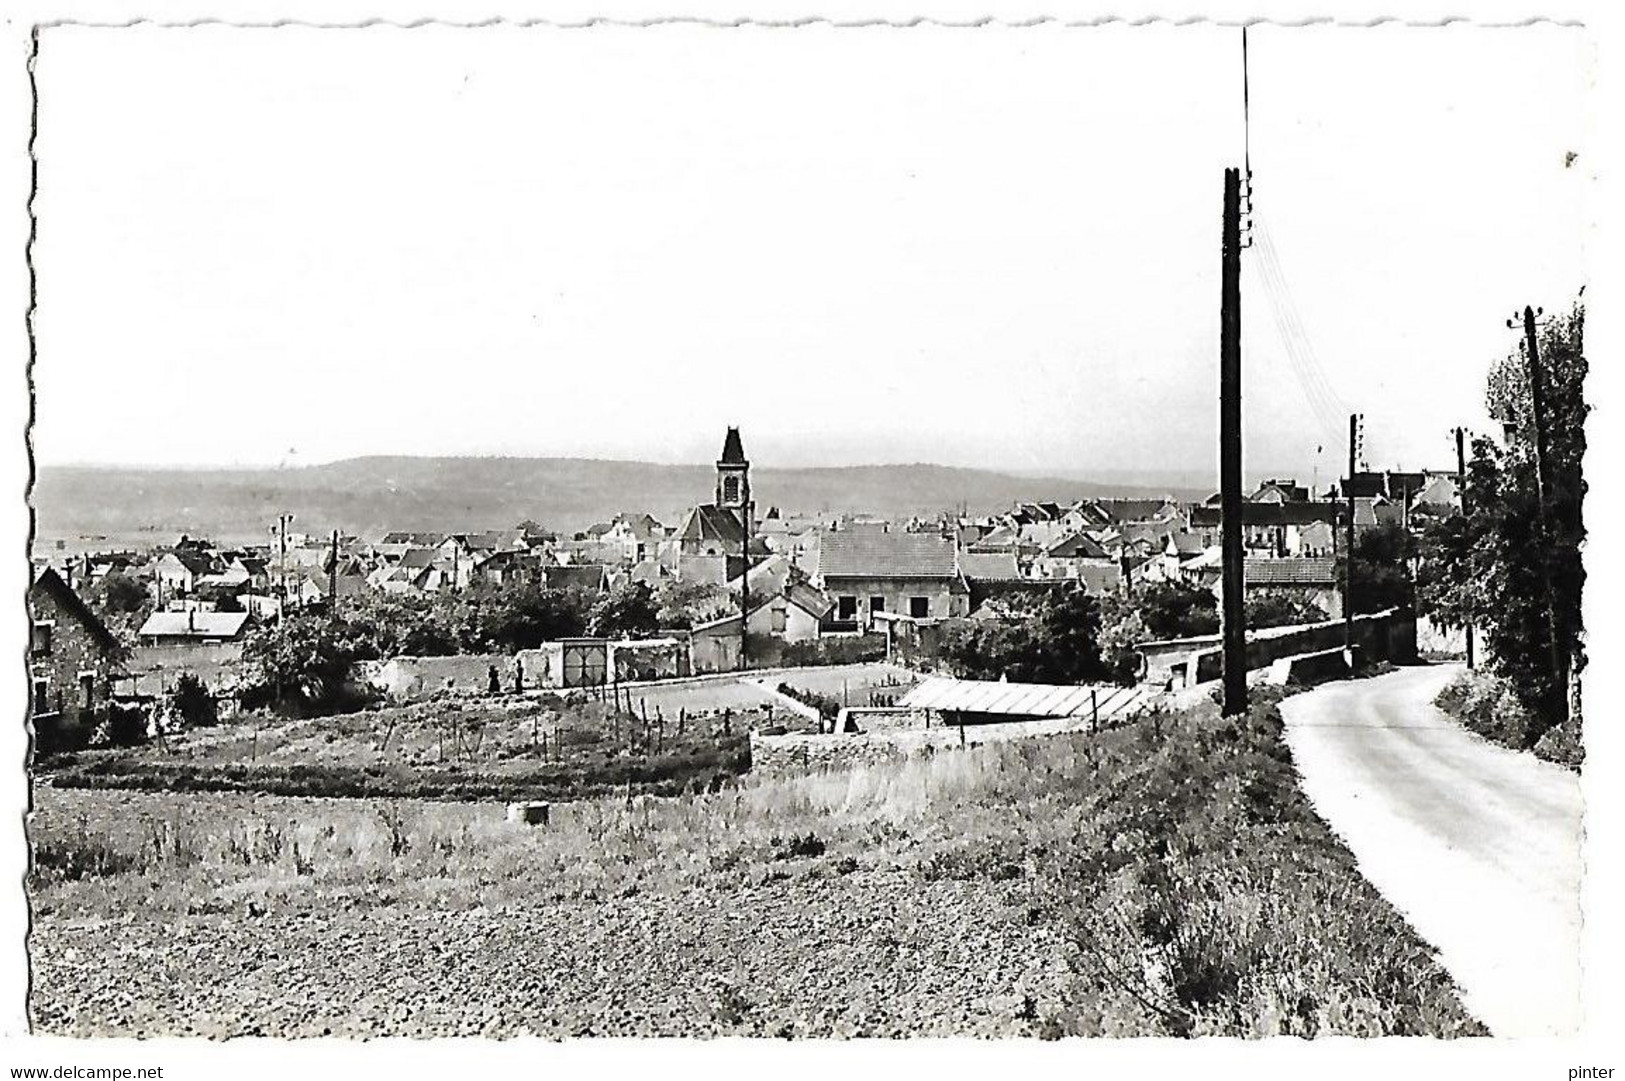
[29,22,1588,481]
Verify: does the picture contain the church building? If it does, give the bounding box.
[675,427,760,580]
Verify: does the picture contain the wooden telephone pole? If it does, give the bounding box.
[739,550,750,670]
[1516,305,1568,716]
[1455,426,1475,669]
[1219,166,1247,717]
[1343,414,1359,655]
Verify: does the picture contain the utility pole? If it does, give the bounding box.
[329,529,339,618]
[272,512,293,712]
[274,513,293,619]
[1219,166,1247,717]
[1344,414,1359,656]
[1455,426,1475,670]
[739,549,750,671]
[1515,305,1568,716]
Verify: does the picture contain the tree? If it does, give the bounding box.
[1133,582,1220,640]
[476,582,590,651]
[1336,522,1416,616]
[84,571,153,650]
[1417,297,1586,731]
[1245,589,1327,629]
[165,672,218,728]
[937,588,1110,684]
[655,579,732,630]
[240,613,382,715]
[1097,603,1149,685]
[97,572,149,615]
[587,581,661,639]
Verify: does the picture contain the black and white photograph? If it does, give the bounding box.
[1,2,1618,1073]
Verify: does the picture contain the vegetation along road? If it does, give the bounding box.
[1281,663,1582,1036]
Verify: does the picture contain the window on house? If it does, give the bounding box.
[80,673,95,709]
[32,678,48,716]
[771,608,788,634]
[869,596,885,614]
[30,621,53,656]
[837,596,857,620]
[910,596,930,619]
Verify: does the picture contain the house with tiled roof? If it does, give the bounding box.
[1189,501,1339,557]
[377,531,446,558]
[1340,472,1389,500]
[1025,528,1116,585]
[154,548,218,599]
[1251,478,1310,503]
[1230,556,1341,619]
[1095,498,1179,525]
[138,608,253,645]
[29,567,128,753]
[812,529,968,630]
[957,551,1023,584]
[721,574,835,645]
[1410,474,1460,515]
[965,523,1020,553]
[959,549,1058,610]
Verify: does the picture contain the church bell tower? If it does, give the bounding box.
[716,426,754,541]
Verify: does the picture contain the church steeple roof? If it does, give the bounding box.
[719,426,747,465]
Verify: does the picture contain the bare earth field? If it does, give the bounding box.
[31,779,1066,1037]
[28,687,1487,1039]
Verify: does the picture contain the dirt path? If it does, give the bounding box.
[1280,664,1582,1036]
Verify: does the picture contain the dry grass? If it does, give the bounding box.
[30,741,1067,921]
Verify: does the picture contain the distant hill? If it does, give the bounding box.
[30,457,1208,553]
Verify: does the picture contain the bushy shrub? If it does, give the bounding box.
[777,635,887,668]
[1533,717,1584,770]
[1488,684,1538,748]
[1433,671,1472,716]
[166,673,218,729]
[102,703,150,748]
[776,683,840,721]
[1434,667,1549,752]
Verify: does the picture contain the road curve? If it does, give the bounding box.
[1280,663,1582,1037]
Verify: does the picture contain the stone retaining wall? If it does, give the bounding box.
[1142,609,1417,690]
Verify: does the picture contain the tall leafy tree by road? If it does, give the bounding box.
[1418,298,1586,731]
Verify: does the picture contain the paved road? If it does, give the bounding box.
[1280,663,1583,1036]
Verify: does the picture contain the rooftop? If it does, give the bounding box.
[138,610,252,640]
[1243,557,1337,587]
[816,531,958,580]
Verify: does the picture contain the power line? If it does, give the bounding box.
[1250,219,1351,444]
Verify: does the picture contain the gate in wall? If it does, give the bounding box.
[560,638,608,689]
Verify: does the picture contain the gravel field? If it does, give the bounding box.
[31,872,1066,1038]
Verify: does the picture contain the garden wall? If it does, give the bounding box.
[365,652,546,700]
[1142,609,1417,689]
